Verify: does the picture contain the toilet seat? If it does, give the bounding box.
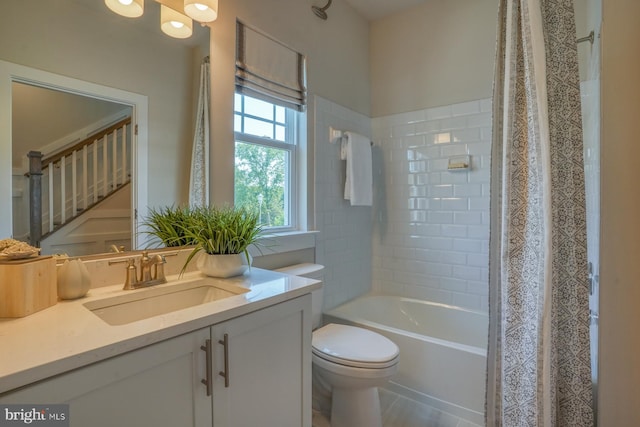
[312,323,399,369]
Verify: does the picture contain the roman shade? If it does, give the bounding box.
[235,21,307,112]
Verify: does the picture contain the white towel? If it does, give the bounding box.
[340,131,372,206]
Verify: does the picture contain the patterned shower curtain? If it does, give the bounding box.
[189,57,210,207]
[486,0,593,426]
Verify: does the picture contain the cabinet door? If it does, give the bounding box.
[0,328,212,427]
[211,294,312,427]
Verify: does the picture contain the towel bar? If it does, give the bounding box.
[329,127,374,146]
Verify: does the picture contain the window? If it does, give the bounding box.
[234,93,298,230]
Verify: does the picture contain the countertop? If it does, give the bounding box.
[0,268,321,395]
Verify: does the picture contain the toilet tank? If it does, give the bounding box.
[275,263,324,329]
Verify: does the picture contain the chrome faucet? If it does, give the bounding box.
[109,251,177,290]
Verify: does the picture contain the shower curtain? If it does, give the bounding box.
[486,0,593,426]
[189,57,210,207]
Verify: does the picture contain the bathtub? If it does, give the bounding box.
[323,295,487,425]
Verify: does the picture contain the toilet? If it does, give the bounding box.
[276,263,399,427]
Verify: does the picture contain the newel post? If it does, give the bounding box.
[28,151,43,247]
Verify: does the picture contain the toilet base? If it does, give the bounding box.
[330,386,382,427]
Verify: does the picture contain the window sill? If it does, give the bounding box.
[249,230,319,256]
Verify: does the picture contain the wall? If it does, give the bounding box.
[598,0,640,424]
[370,0,498,117]
[371,99,492,311]
[0,0,203,209]
[207,0,370,205]
[313,96,372,310]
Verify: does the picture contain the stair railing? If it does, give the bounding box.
[28,117,132,246]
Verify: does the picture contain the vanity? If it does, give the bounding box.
[0,266,320,427]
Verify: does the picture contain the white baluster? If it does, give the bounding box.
[48,166,54,233]
[102,134,108,199]
[60,157,66,224]
[72,150,77,217]
[93,139,98,204]
[82,145,88,212]
[112,128,117,189]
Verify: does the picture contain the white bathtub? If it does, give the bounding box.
[323,295,487,425]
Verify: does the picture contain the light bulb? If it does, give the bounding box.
[105,0,144,18]
[160,5,193,39]
[184,0,218,22]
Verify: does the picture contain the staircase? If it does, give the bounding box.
[27,117,133,247]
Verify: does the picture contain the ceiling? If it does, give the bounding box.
[342,0,429,21]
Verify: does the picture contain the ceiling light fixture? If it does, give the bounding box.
[161,5,193,39]
[184,0,218,23]
[104,0,144,18]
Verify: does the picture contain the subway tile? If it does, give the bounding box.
[439,116,468,131]
[452,238,484,253]
[392,123,417,138]
[453,183,483,197]
[467,141,491,156]
[466,280,489,296]
[467,252,489,267]
[452,265,482,281]
[428,158,450,172]
[466,112,492,129]
[403,134,426,148]
[440,171,470,185]
[451,100,481,116]
[452,128,481,143]
[441,143,469,157]
[428,211,454,224]
[467,225,490,239]
[468,196,490,211]
[454,211,483,225]
[440,198,468,211]
[441,224,468,238]
[430,184,454,197]
[426,104,453,120]
[415,121,443,135]
[439,277,468,293]
[480,97,493,112]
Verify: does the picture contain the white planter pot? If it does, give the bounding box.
[196,252,251,278]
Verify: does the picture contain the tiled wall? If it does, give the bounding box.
[371,99,492,312]
[314,96,373,310]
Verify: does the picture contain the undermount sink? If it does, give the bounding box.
[84,279,250,326]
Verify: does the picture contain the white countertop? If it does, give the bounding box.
[0,268,320,394]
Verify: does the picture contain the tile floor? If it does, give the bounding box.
[312,387,483,427]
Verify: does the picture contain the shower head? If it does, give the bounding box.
[312,0,332,20]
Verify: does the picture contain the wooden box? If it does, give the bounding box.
[0,256,57,318]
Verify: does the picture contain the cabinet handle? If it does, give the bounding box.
[218,333,230,388]
[200,339,212,396]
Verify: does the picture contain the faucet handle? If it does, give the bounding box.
[108,258,139,290]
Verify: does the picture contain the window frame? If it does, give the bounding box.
[233,94,298,232]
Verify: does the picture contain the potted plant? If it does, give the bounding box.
[141,205,197,248]
[180,205,263,278]
[142,204,264,278]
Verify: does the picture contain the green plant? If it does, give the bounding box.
[179,205,264,275]
[141,205,196,248]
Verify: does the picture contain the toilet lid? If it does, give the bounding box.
[312,323,399,368]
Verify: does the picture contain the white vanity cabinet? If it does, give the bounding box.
[0,328,213,427]
[210,294,312,427]
[0,294,312,427]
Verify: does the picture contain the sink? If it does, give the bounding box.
[84,279,250,326]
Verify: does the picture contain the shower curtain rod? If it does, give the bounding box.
[577,30,595,45]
